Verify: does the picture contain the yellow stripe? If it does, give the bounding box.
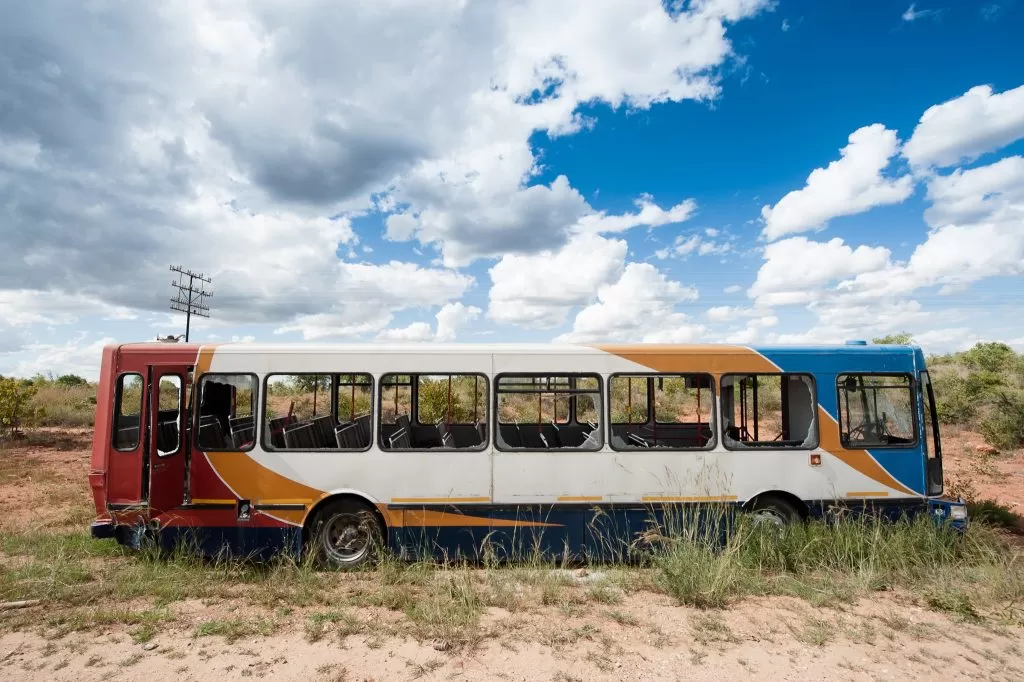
[557,496,603,502]
[390,496,491,504]
[641,495,738,502]
[191,498,236,505]
[846,491,890,498]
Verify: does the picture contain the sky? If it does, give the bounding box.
[1,0,1023,379]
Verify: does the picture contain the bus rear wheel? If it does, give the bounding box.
[747,496,801,529]
[307,501,383,570]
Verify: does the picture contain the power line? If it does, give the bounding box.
[169,265,213,342]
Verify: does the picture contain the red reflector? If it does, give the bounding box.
[810,454,822,466]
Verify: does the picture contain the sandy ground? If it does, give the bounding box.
[1,427,1023,681]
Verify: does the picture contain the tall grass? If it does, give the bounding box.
[1,505,1021,646]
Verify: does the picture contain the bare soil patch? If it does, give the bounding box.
[1,428,1022,681]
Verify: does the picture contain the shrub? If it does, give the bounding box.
[978,390,1024,451]
[0,377,36,436]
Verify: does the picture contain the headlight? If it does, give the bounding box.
[949,505,968,521]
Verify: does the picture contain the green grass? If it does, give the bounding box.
[0,505,1021,648]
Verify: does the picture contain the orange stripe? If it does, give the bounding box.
[641,495,738,502]
[401,509,560,528]
[847,491,890,498]
[594,344,780,374]
[816,408,915,495]
[390,496,491,504]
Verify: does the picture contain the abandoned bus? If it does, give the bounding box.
[88,341,967,567]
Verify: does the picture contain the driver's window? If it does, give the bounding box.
[837,374,916,448]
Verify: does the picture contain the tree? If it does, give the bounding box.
[872,332,914,345]
[55,374,88,387]
[0,377,35,437]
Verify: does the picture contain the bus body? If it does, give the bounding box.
[88,340,967,564]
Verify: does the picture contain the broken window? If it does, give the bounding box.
[113,373,144,451]
[263,373,373,451]
[721,374,817,449]
[609,374,715,450]
[379,373,488,450]
[496,374,602,450]
[195,373,257,452]
[837,374,916,448]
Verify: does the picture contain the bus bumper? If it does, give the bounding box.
[90,520,116,539]
[928,497,969,531]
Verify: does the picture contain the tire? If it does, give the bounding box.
[747,496,802,529]
[307,501,384,570]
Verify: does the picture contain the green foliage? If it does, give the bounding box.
[873,332,915,345]
[978,389,1024,451]
[929,342,1024,448]
[55,374,88,387]
[0,377,36,436]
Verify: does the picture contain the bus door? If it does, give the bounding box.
[146,364,190,513]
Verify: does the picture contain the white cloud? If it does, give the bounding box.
[760,124,913,240]
[901,4,939,22]
[723,284,743,294]
[487,234,627,328]
[376,301,482,342]
[781,19,790,31]
[902,84,1024,169]
[748,237,892,307]
[0,291,137,326]
[376,322,435,342]
[575,196,696,234]
[8,336,116,381]
[838,155,1024,301]
[923,154,1024,226]
[274,261,475,340]
[655,232,733,260]
[555,263,701,343]
[0,0,771,342]
[435,302,482,342]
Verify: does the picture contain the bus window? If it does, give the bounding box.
[156,375,183,456]
[195,373,257,452]
[721,374,817,449]
[113,373,144,451]
[837,374,916,448]
[379,373,488,450]
[496,374,602,451]
[263,374,373,451]
[609,374,715,450]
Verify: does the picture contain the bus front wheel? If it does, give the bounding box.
[307,501,383,570]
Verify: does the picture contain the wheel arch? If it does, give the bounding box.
[302,491,392,546]
[741,489,810,520]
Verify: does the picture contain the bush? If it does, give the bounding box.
[978,390,1024,451]
[0,376,36,436]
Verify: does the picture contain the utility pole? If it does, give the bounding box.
[169,265,212,342]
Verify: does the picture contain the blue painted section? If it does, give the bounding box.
[155,525,302,562]
[96,496,965,563]
[752,344,928,495]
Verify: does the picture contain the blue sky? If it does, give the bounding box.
[1,0,1023,378]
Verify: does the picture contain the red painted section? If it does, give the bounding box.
[157,509,291,528]
[188,452,238,501]
[89,346,117,518]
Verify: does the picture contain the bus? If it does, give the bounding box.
[88,340,968,567]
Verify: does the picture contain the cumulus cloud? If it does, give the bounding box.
[487,234,627,328]
[748,237,892,307]
[902,84,1024,169]
[555,263,701,343]
[0,0,770,356]
[760,125,913,241]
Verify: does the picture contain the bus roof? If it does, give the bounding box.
[113,341,921,357]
